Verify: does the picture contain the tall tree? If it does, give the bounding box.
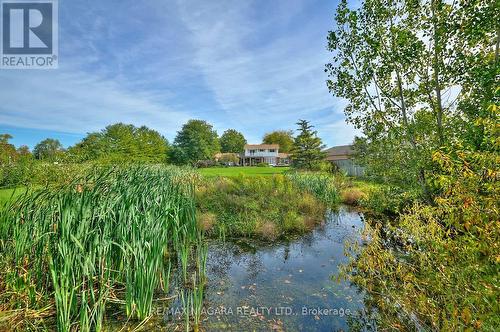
[262,130,294,153]
[290,120,326,170]
[172,120,220,165]
[220,129,247,153]
[33,138,64,161]
[325,0,498,192]
[69,123,169,163]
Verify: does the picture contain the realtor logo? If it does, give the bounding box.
[1,0,58,69]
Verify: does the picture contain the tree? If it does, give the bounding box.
[325,0,498,193]
[69,123,169,163]
[172,120,220,165]
[0,134,17,165]
[220,129,247,153]
[290,120,326,170]
[262,130,294,153]
[33,138,64,161]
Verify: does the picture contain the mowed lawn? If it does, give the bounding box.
[198,166,290,177]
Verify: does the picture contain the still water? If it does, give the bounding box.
[112,206,374,331]
[198,206,370,331]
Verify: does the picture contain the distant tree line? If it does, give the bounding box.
[1,119,329,170]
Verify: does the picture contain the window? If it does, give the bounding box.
[259,149,265,152]
[249,149,255,155]
[269,149,275,152]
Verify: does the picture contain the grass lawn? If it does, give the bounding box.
[198,166,290,177]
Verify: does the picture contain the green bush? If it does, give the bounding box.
[358,185,419,216]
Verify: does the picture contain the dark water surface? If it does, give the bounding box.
[110,206,373,331]
[198,206,369,331]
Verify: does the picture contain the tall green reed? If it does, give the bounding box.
[0,165,201,331]
[285,172,340,205]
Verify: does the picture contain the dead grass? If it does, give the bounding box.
[197,212,216,232]
[341,188,367,205]
[257,221,279,240]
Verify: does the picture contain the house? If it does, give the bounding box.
[324,144,365,176]
[240,144,290,166]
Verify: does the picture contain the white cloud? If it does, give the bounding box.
[176,0,355,145]
[0,70,192,139]
[1,0,358,148]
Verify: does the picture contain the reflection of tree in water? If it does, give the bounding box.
[206,242,266,283]
[346,292,420,332]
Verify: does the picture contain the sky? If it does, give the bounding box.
[0,0,360,149]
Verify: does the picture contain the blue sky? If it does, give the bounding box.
[0,0,359,149]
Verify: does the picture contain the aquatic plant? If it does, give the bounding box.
[285,172,340,205]
[178,240,190,285]
[180,289,191,332]
[191,274,204,332]
[0,165,200,330]
[196,175,328,239]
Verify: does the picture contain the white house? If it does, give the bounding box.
[240,144,290,166]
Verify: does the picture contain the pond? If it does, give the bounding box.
[147,205,374,331]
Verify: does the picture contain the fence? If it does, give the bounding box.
[332,159,365,177]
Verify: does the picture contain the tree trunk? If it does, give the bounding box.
[431,0,445,147]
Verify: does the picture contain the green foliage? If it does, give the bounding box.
[68,123,169,164]
[342,92,499,330]
[358,185,419,216]
[196,175,327,240]
[172,120,220,165]
[330,1,499,329]
[198,166,289,178]
[0,134,17,165]
[0,166,205,330]
[262,130,294,153]
[285,172,340,206]
[290,120,326,170]
[33,138,64,161]
[0,134,33,166]
[0,162,92,188]
[326,0,499,197]
[220,129,246,153]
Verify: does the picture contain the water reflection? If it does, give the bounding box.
[202,206,373,331]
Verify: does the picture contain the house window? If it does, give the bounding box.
[249,150,255,155]
[269,149,275,152]
[259,149,265,152]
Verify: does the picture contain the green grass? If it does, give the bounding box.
[0,187,28,207]
[198,166,289,177]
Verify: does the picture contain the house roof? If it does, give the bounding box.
[324,145,354,161]
[244,144,279,149]
[278,153,290,158]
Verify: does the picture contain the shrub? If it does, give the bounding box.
[340,188,366,205]
[358,185,419,215]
